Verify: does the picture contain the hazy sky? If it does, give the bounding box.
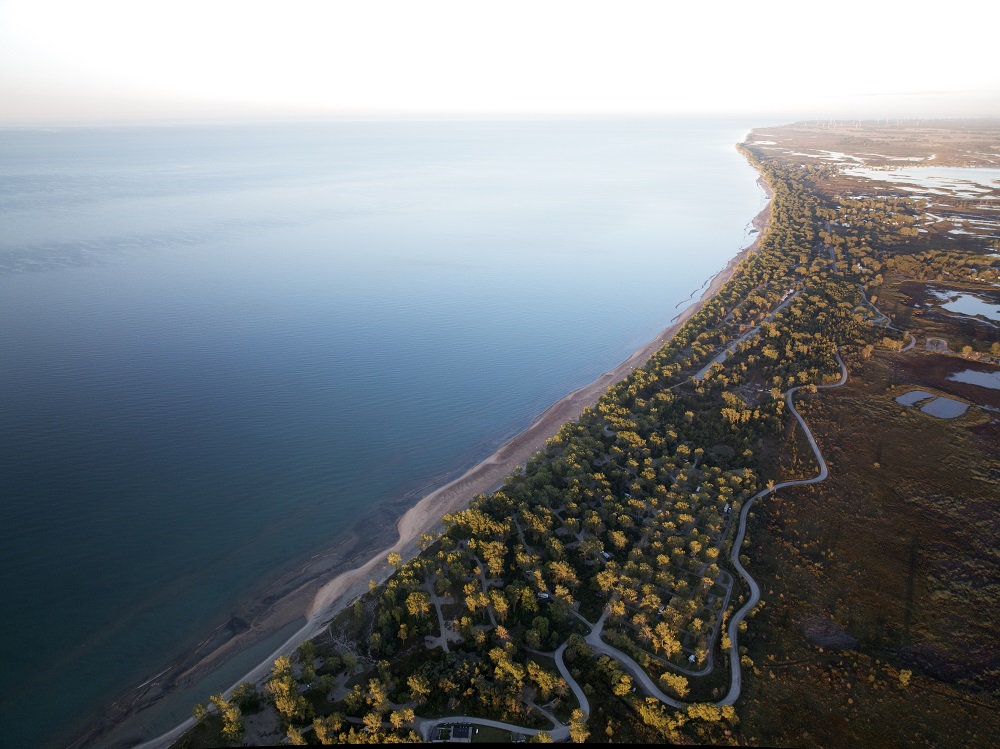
[1,0,997,123]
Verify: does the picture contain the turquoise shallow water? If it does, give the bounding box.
[0,118,766,747]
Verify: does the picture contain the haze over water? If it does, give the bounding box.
[0,118,764,747]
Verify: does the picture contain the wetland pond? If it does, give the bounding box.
[895,390,971,418]
[929,289,1000,322]
[948,369,1000,390]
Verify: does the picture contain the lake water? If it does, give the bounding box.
[894,390,970,418]
[895,390,936,407]
[0,118,765,747]
[841,165,1000,198]
[948,369,1000,390]
[919,396,970,419]
[938,292,1000,322]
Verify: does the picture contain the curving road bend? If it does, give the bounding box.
[163,346,857,744]
[416,349,851,736]
[859,284,915,350]
[417,642,588,741]
[555,641,590,718]
[415,294,875,730]
[573,609,685,708]
[719,348,848,705]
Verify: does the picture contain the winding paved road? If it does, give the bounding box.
[719,349,847,705]
[420,286,918,738]
[859,284,915,350]
[162,295,875,746]
[554,641,590,717]
[574,609,684,707]
[416,642,587,741]
[417,349,851,737]
[575,350,849,709]
[416,261,903,734]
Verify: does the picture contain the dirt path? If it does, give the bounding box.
[695,287,800,381]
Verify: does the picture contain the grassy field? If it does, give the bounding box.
[722,120,1000,747]
[736,346,1000,747]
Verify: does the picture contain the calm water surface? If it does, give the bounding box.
[0,119,765,747]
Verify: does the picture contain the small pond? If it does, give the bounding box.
[948,369,1000,390]
[919,397,970,419]
[938,293,1000,322]
[895,389,971,418]
[895,390,935,406]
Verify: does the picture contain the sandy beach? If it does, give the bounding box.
[309,191,772,622]
[113,176,773,749]
[307,174,773,623]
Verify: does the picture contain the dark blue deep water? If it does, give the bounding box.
[0,119,765,747]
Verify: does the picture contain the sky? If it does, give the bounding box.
[1,0,998,124]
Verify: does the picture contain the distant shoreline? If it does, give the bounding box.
[98,160,773,749]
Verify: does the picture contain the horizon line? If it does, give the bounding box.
[3,111,999,130]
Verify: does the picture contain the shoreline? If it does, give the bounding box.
[106,167,772,749]
[311,177,772,623]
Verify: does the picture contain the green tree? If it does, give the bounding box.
[343,651,358,673]
[209,693,244,745]
[658,671,689,698]
[363,711,383,732]
[267,658,311,725]
[405,591,431,619]
[366,678,390,713]
[569,709,590,743]
[526,661,564,701]
[408,673,431,704]
[313,714,345,744]
[232,682,262,714]
[612,673,632,697]
[390,708,414,729]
